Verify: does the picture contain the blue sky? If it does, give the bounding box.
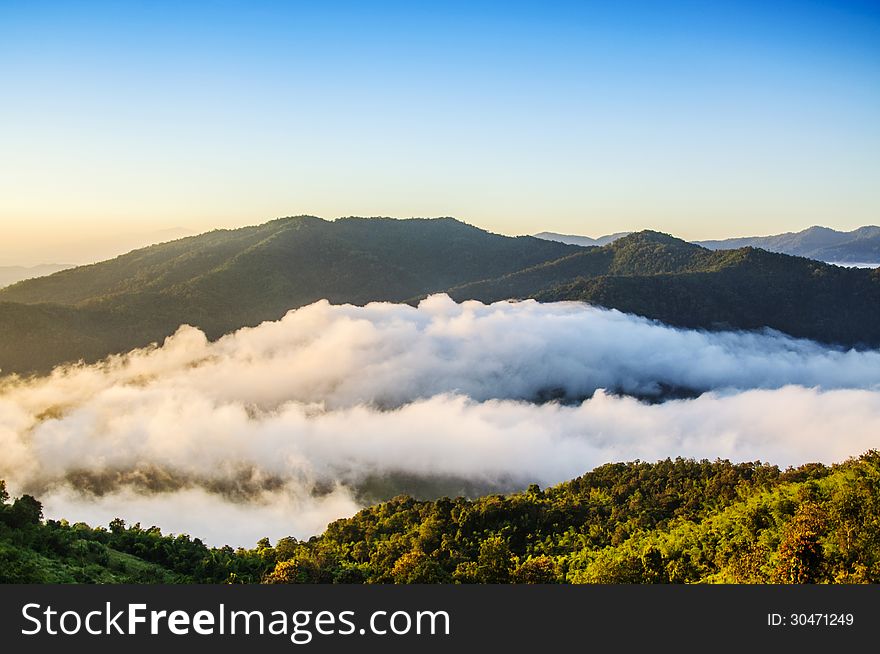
[1,1,878,263]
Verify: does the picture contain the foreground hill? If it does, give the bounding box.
[696,225,880,264]
[3,453,878,583]
[2,218,880,376]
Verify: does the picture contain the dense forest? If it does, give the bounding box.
[451,232,880,346]
[2,452,878,583]
[0,217,575,374]
[2,217,880,376]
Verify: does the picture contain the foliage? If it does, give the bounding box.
[260,453,879,585]
[2,453,879,584]
[0,495,271,583]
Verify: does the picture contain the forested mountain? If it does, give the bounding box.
[448,230,724,301]
[537,225,880,264]
[450,231,880,346]
[2,217,880,376]
[696,225,880,264]
[0,217,574,308]
[0,217,576,374]
[3,452,878,583]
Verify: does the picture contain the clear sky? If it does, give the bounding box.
[1,0,879,265]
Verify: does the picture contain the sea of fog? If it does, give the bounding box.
[2,295,880,547]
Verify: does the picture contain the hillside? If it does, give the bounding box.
[697,225,880,264]
[0,302,164,376]
[269,452,880,584]
[0,216,576,310]
[0,216,576,375]
[2,219,880,376]
[447,231,722,302]
[3,453,879,583]
[450,231,880,346]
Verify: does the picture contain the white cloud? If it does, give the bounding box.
[2,296,879,546]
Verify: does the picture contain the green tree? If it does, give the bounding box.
[453,561,480,584]
[264,556,321,584]
[274,536,299,561]
[391,551,450,583]
[775,504,827,584]
[512,556,558,583]
[477,536,514,583]
[8,495,42,528]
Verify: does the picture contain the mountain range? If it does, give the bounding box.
[536,225,880,264]
[696,225,880,263]
[1,216,879,376]
[532,231,631,248]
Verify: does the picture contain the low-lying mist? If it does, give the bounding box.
[2,295,879,546]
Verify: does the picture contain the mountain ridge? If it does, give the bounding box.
[2,218,879,376]
[537,225,880,264]
[697,225,880,263]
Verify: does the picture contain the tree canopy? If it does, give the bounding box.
[2,452,878,584]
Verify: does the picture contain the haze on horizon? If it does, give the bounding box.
[1,1,879,266]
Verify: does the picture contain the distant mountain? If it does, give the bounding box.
[2,218,879,376]
[696,225,880,264]
[533,231,630,247]
[0,264,72,289]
